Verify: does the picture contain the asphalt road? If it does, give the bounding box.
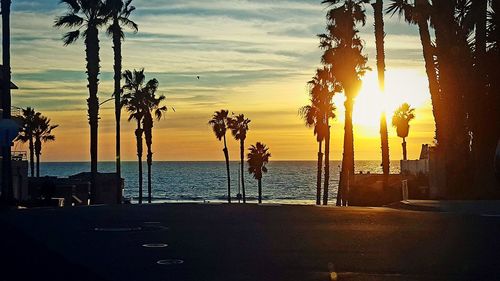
[1,203,499,281]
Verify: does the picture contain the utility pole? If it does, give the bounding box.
[1,0,13,203]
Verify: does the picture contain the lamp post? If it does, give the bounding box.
[1,0,13,203]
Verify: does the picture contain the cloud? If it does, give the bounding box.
[7,0,433,160]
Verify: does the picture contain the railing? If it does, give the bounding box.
[11,151,27,161]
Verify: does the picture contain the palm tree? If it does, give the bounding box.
[16,107,37,177]
[141,78,167,204]
[105,0,138,203]
[320,0,369,206]
[208,110,232,203]
[299,103,326,205]
[121,69,147,204]
[32,114,58,177]
[55,0,108,204]
[300,68,336,205]
[386,0,443,144]
[247,142,271,204]
[392,103,415,160]
[373,0,390,179]
[228,114,251,203]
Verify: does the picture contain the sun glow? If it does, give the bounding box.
[332,69,431,136]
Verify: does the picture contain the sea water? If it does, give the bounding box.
[39,161,400,204]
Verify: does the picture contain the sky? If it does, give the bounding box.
[6,0,436,162]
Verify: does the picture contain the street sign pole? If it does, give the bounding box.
[1,0,13,203]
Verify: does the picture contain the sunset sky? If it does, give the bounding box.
[8,0,435,161]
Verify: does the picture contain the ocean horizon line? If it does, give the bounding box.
[39,159,394,163]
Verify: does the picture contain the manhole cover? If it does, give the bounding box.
[143,243,168,248]
[94,227,142,232]
[157,259,184,265]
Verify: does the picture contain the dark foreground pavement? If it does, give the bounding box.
[1,203,499,281]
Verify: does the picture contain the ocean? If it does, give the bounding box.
[39,161,401,205]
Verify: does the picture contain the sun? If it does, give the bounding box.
[332,69,431,135]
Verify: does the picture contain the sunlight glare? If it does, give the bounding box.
[333,69,430,136]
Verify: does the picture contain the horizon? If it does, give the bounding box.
[7,0,435,162]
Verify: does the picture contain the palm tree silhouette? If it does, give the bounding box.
[392,103,415,160]
[16,107,37,177]
[208,110,232,203]
[228,114,251,203]
[55,0,108,203]
[299,103,326,205]
[320,0,369,206]
[122,69,147,204]
[105,0,138,204]
[33,114,58,177]
[386,0,443,143]
[247,142,271,204]
[300,68,336,205]
[373,0,390,180]
[141,78,167,204]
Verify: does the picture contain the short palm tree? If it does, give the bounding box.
[105,0,138,202]
[122,69,147,203]
[141,78,167,204]
[16,107,37,177]
[55,0,108,203]
[392,103,415,160]
[33,114,58,177]
[247,142,271,204]
[228,114,251,203]
[208,110,232,203]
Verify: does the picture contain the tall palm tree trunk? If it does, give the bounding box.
[85,26,100,204]
[316,140,323,205]
[145,127,153,204]
[223,135,231,203]
[112,17,122,204]
[322,125,330,205]
[135,121,143,204]
[35,138,41,177]
[402,137,407,161]
[29,135,35,177]
[1,0,13,202]
[415,0,443,143]
[433,1,471,198]
[258,178,262,204]
[240,139,246,203]
[373,0,390,180]
[338,97,355,206]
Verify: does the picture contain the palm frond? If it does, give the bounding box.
[62,30,81,45]
[54,13,84,28]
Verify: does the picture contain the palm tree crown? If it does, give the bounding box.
[392,102,416,139]
[54,0,108,46]
[33,115,58,144]
[208,110,230,141]
[16,107,36,144]
[247,142,271,180]
[105,0,138,38]
[228,114,251,141]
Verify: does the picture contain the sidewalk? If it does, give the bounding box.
[387,200,500,215]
